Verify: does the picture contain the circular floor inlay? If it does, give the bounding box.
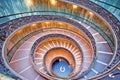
[52,60,72,77]
[60,65,65,72]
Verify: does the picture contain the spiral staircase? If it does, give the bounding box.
[0,0,120,80]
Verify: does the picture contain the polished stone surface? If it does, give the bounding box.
[52,60,72,77]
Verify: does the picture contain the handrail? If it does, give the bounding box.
[1,0,119,79]
[2,16,97,79]
[0,0,115,52]
[0,11,114,52]
[62,0,119,79]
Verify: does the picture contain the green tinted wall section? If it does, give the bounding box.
[90,0,120,21]
[0,73,14,80]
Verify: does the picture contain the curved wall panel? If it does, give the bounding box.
[0,0,120,80]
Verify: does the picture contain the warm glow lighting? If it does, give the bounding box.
[50,0,56,5]
[59,22,62,25]
[45,22,50,24]
[89,11,93,15]
[118,67,120,70]
[73,5,78,9]
[18,29,22,33]
[24,0,33,7]
[32,24,36,26]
